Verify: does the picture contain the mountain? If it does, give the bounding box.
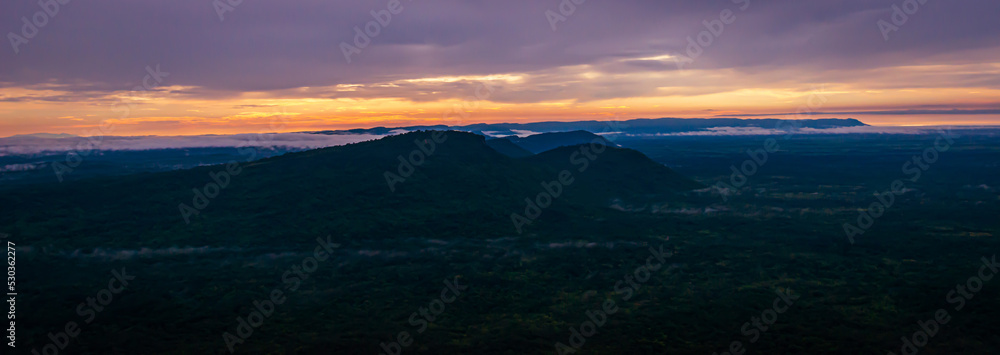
[307,117,867,136]
[501,130,617,154]
[484,138,534,158]
[0,131,701,248]
[525,144,704,200]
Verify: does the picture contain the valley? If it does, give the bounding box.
[2,128,998,353]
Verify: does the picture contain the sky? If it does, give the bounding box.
[1,0,998,136]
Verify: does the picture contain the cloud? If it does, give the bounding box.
[2,1,998,135]
[642,125,941,136]
[0,163,42,172]
[1,0,997,99]
[730,108,1000,117]
[0,132,382,155]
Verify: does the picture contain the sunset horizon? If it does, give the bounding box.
[5,114,1000,138]
[3,1,998,137]
[4,1,1000,354]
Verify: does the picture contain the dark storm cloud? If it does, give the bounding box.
[1,0,997,100]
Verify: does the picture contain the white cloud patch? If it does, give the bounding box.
[0,133,382,156]
[640,125,939,136]
[0,163,42,172]
[509,129,541,137]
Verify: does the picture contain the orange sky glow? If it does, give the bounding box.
[3,53,998,137]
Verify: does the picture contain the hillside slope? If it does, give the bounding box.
[485,138,534,158]
[526,144,704,202]
[0,131,700,248]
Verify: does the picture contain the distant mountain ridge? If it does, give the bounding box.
[308,117,867,137]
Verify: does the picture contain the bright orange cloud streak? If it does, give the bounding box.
[2,63,999,136]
